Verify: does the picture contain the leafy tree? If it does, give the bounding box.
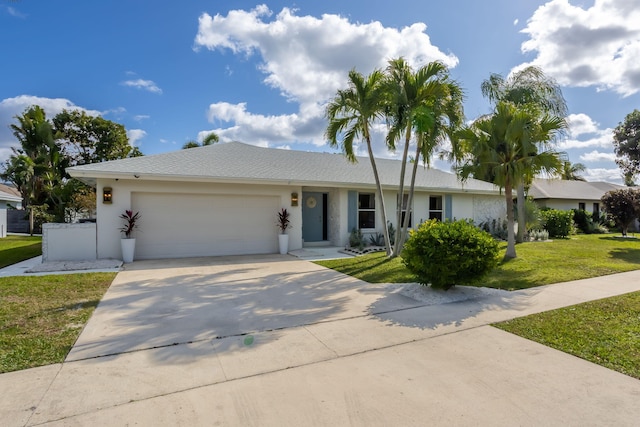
[601,188,640,236]
[559,160,587,181]
[384,59,464,257]
[2,105,139,226]
[613,109,640,182]
[182,132,219,149]
[480,66,567,243]
[52,110,131,166]
[1,106,61,233]
[325,69,392,254]
[456,101,566,258]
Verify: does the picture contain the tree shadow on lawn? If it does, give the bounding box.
[608,248,640,264]
[66,256,395,365]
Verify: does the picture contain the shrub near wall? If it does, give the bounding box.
[540,208,574,238]
[402,219,499,290]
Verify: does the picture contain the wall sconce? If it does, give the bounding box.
[103,187,113,204]
[291,192,299,207]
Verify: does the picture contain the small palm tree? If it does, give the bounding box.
[559,160,587,181]
[481,66,568,243]
[182,132,219,149]
[325,69,392,255]
[457,101,566,259]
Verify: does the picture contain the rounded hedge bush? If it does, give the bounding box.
[402,219,499,290]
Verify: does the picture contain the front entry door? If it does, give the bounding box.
[302,192,326,242]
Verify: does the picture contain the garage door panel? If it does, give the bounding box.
[131,192,280,259]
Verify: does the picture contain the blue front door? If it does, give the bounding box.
[302,192,324,242]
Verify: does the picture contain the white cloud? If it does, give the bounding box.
[121,79,162,94]
[126,129,147,146]
[194,5,458,149]
[560,113,613,149]
[133,115,150,121]
[200,101,327,147]
[0,95,102,162]
[7,6,27,19]
[584,167,623,183]
[520,0,640,96]
[580,150,617,162]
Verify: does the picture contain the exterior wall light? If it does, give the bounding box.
[103,187,113,204]
[291,192,299,207]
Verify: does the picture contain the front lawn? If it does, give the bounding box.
[494,291,640,380]
[0,235,42,268]
[316,234,640,290]
[0,273,115,373]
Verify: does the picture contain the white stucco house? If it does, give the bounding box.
[0,185,22,238]
[529,179,625,219]
[66,142,506,261]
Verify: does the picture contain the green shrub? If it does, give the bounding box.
[479,218,508,240]
[402,219,500,290]
[540,209,574,238]
[571,209,605,234]
[349,228,365,250]
[528,229,549,241]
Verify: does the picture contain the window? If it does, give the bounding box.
[358,193,376,229]
[398,194,412,227]
[593,203,600,220]
[578,202,586,211]
[429,196,443,221]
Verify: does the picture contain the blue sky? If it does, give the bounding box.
[1,0,639,183]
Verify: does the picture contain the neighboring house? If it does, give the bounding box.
[67,142,506,260]
[529,178,625,218]
[0,185,22,238]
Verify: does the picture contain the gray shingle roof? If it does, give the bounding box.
[0,184,21,202]
[529,179,624,201]
[67,141,499,194]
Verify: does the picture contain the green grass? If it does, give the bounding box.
[0,273,115,373]
[494,291,640,380]
[316,234,640,290]
[0,235,42,268]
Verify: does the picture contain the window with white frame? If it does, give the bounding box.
[429,195,443,221]
[358,193,376,229]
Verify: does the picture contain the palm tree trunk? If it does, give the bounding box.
[392,127,412,257]
[516,183,525,243]
[396,137,422,255]
[505,182,517,259]
[365,137,392,255]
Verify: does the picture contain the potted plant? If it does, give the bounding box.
[277,208,290,254]
[119,209,140,263]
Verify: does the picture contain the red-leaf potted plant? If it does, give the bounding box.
[277,208,290,254]
[119,209,140,262]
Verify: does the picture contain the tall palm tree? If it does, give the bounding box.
[481,66,567,243]
[182,132,219,149]
[457,101,566,259]
[384,58,464,256]
[325,69,392,255]
[559,160,587,181]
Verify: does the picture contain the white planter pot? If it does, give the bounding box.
[278,234,289,255]
[121,238,136,263]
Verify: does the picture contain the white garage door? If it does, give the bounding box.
[131,192,280,259]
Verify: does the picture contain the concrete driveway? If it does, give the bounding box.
[4,255,640,426]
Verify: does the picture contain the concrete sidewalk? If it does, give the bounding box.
[2,258,640,426]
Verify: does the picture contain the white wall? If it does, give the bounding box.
[96,179,302,259]
[42,223,97,261]
[537,199,599,212]
[0,202,6,238]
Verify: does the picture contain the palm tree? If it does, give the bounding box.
[457,101,567,259]
[559,160,587,181]
[481,66,567,243]
[384,58,464,256]
[325,69,392,255]
[182,132,219,149]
